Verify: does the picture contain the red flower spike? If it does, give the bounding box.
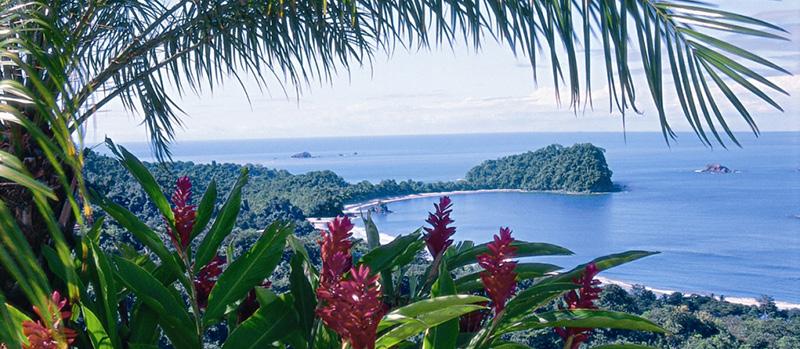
[316,265,384,349]
[423,196,456,258]
[477,227,518,315]
[318,215,354,288]
[555,262,603,349]
[194,255,225,309]
[237,280,272,323]
[22,291,77,349]
[167,176,196,251]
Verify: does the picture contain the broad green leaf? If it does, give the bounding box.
[82,306,115,349]
[195,168,248,269]
[287,234,318,277]
[363,214,396,296]
[204,221,292,325]
[290,253,316,338]
[128,304,160,345]
[447,241,572,270]
[89,239,121,347]
[541,251,658,285]
[423,260,458,349]
[359,230,424,274]
[501,309,665,334]
[380,295,489,331]
[190,179,217,240]
[222,294,298,349]
[377,304,487,348]
[502,282,578,321]
[105,139,174,224]
[91,189,184,277]
[113,257,198,349]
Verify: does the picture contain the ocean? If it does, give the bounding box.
[118,132,800,303]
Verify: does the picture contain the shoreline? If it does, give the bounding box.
[330,189,800,310]
[342,188,601,215]
[596,277,800,311]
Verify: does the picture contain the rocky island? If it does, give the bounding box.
[697,163,733,174]
[291,151,313,158]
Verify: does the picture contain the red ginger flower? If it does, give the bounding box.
[477,227,518,315]
[318,215,354,288]
[168,176,196,251]
[555,262,602,349]
[423,196,456,258]
[316,265,385,349]
[194,255,225,309]
[22,291,77,349]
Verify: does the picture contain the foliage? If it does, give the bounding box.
[466,144,616,193]
[3,148,664,348]
[0,0,792,348]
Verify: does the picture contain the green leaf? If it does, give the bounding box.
[542,251,658,285]
[423,260,458,349]
[203,221,293,325]
[447,241,573,270]
[359,230,424,275]
[377,304,487,349]
[0,292,27,348]
[113,257,198,349]
[502,282,579,321]
[190,179,217,240]
[290,253,316,339]
[105,139,174,224]
[88,239,121,347]
[380,295,489,331]
[91,188,184,278]
[82,306,115,349]
[502,309,666,334]
[222,294,298,349]
[195,168,248,269]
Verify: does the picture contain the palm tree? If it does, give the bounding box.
[0,0,789,307]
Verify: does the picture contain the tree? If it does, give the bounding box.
[0,0,790,317]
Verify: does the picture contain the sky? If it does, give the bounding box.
[88,1,800,144]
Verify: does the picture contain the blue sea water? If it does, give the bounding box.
[120,132,800,303]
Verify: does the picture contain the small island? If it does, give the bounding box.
[466,143,615,192]
[291,151,313,158]
[697,163,733,174]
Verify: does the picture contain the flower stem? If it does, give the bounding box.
[562,335,574,349]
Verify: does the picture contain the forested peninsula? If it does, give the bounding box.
[85,143,615,220]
